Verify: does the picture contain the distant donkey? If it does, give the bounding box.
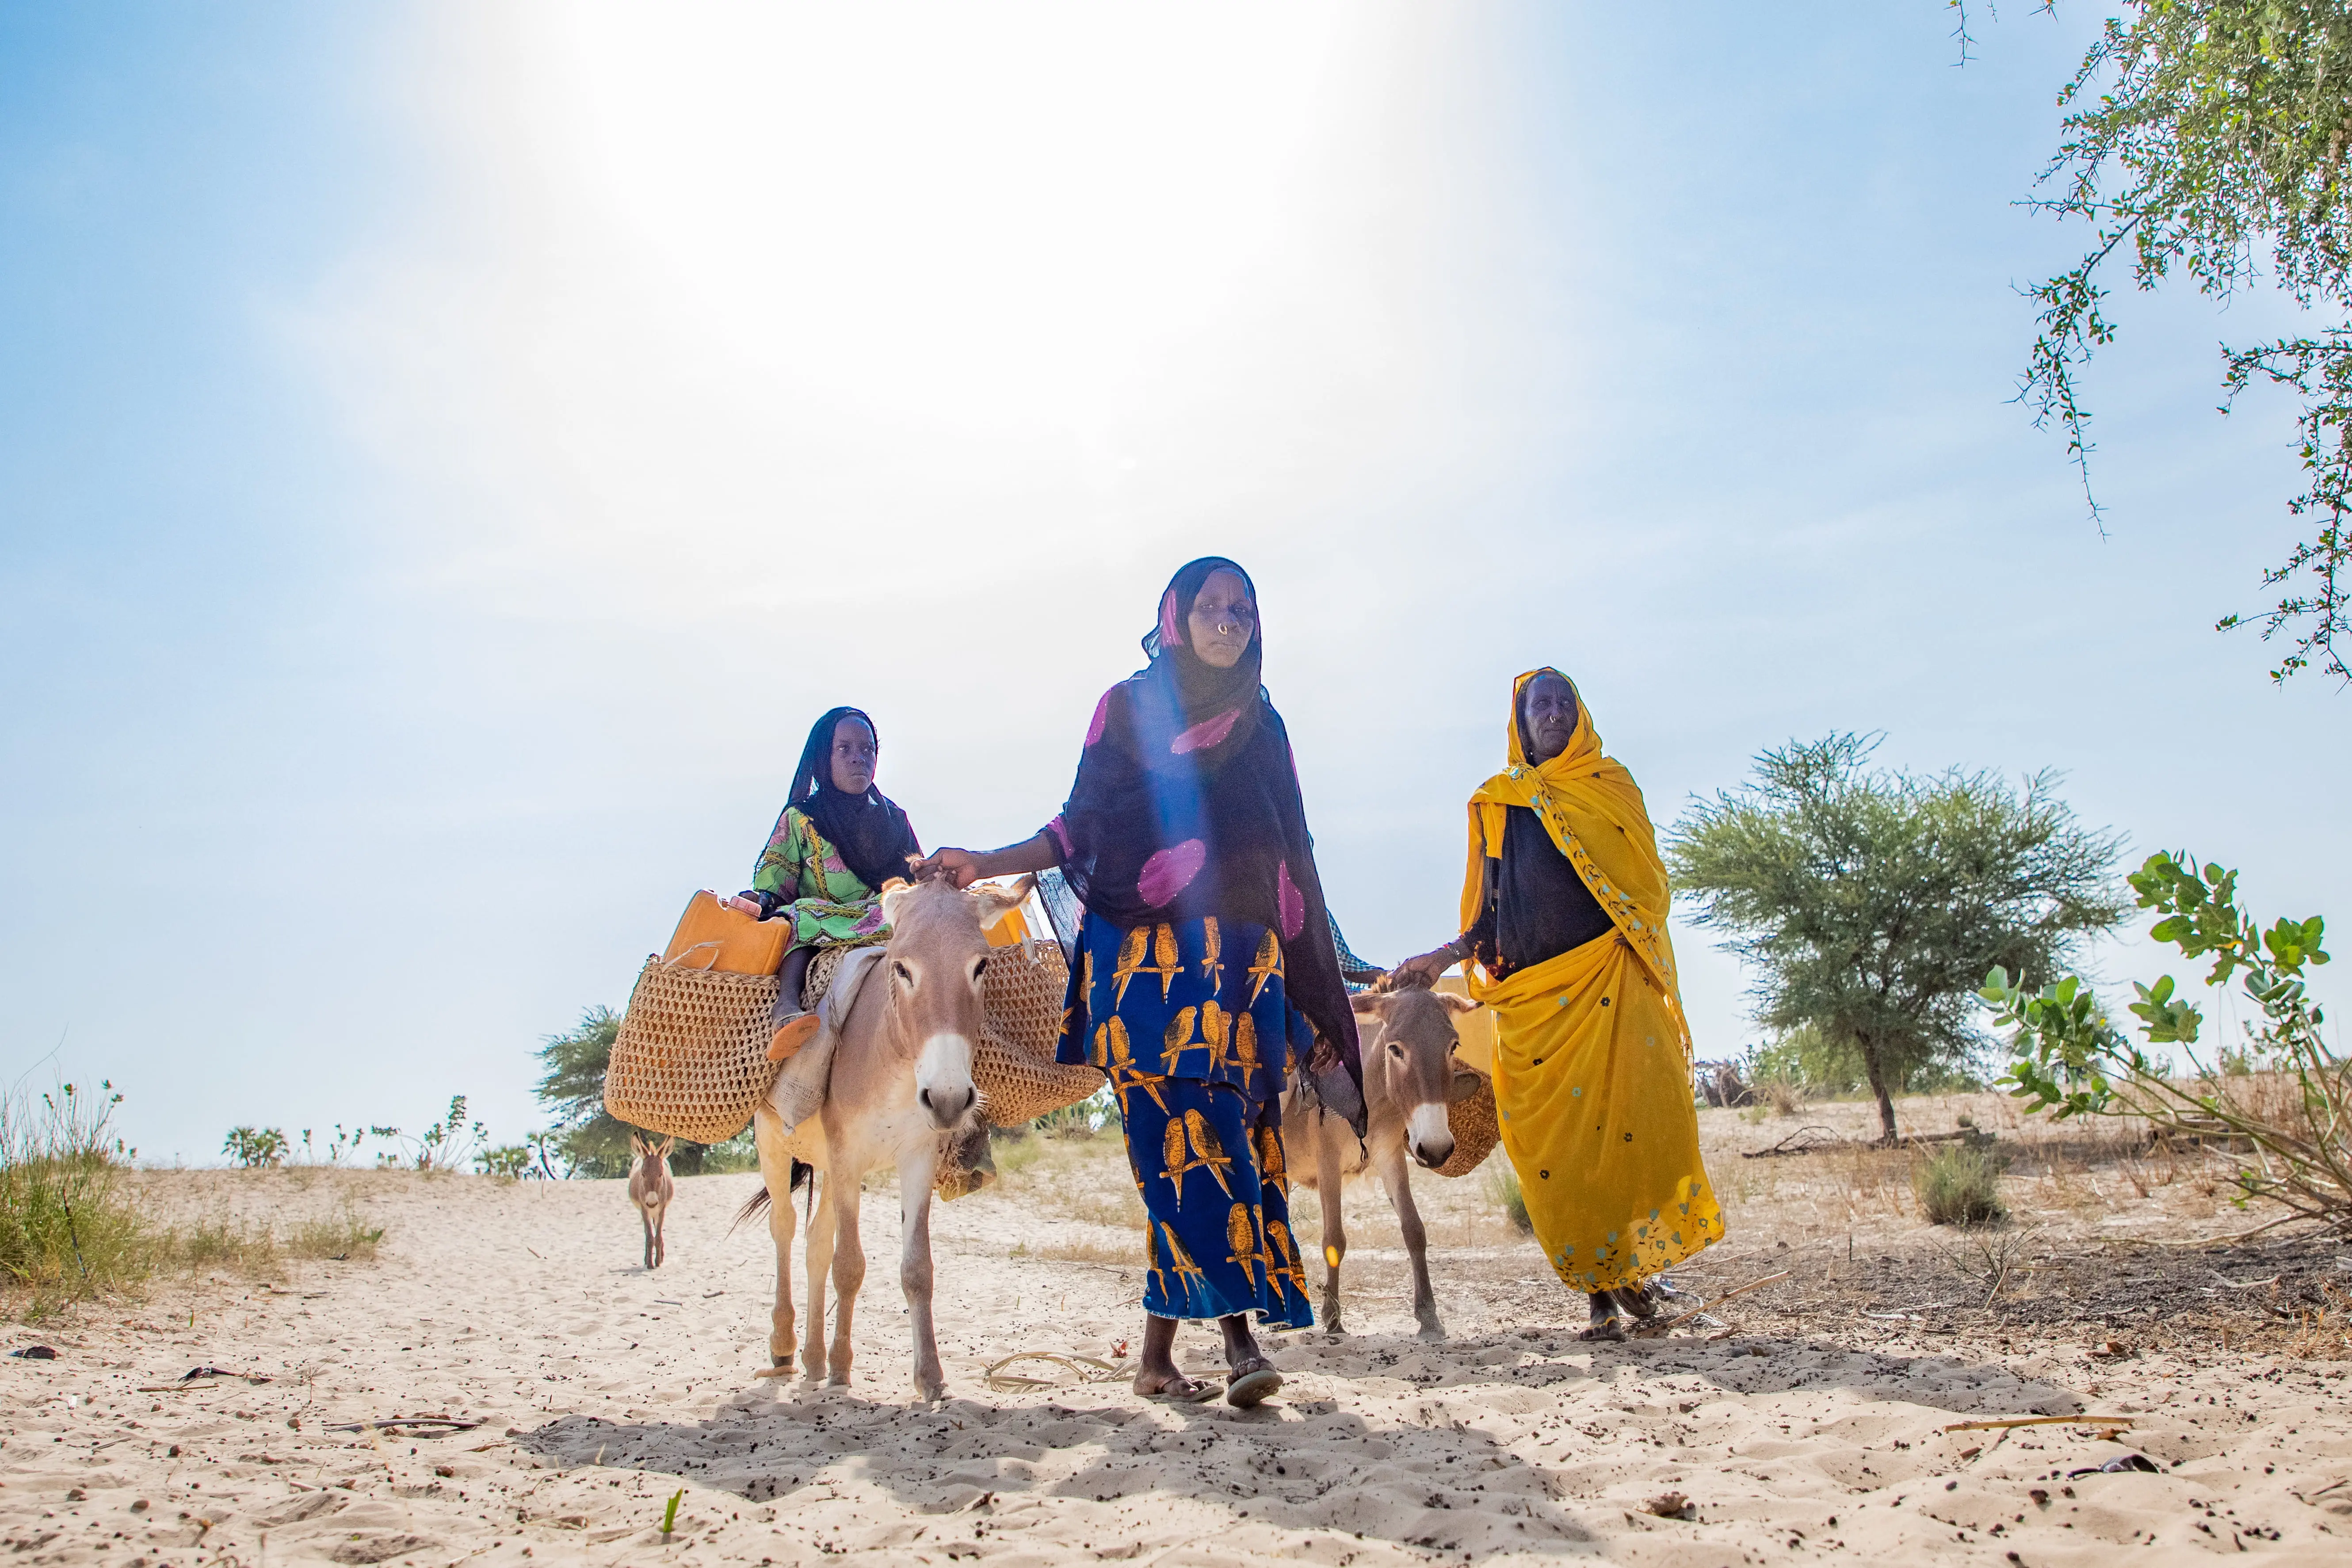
[628,1133,676,1269]
[1284,985,1484,1339]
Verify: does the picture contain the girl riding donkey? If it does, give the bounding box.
[720,706,921,1061]
[920,557,1366,1408]
[716,706,988,1183]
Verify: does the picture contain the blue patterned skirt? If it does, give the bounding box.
[1060,912,1314,1327]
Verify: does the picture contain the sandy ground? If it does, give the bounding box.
[7,1095,2352,1566]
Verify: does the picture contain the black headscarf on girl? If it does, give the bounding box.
[1052,557,1364,1129]
[786,706,921,893]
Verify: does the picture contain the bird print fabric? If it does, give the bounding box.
[1064,910,1315,1327]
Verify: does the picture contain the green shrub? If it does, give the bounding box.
[0,1082,153,1315]
[223,1127,288,1168]
[1486,1161,1533,1234]
[475,1145,532,1180]
[1915,1144,2006,1226]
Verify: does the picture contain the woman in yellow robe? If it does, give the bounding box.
[1394,668,1722,1337]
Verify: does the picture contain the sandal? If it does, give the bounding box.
[768,1011,822,1062]
[1225,1363,1283,1409]
[1139,1374,1221,1404]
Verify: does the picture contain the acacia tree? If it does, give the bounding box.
[1667,734,2131,1142]
[1995,0,2352,682]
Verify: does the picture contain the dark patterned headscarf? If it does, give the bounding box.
[787,706,921,893]
[1050,558,1363,1125]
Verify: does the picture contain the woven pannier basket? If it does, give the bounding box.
[972,938,1103,1128]
[1434,1072,1501,1178]
[605,954,783,1145]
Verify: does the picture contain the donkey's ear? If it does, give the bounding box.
[1350,991,1390,1018]
[881,879,921,928]
[971,874,1037,924]
[1432,990,1482,1015]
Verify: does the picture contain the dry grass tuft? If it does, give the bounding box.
[1014,1234,1144,1267]
[1916,1144,2006,1226]
[1485,1161,1533,1234]
[0,1082,153,1319]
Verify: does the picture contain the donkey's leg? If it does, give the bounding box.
[641,1205,656,1270]
[653,1202,667,1269]
[898,1140,944,1400]
[826,1168,868,1387]
[801,1170,837,1382]
[753,1114,800,1371]
[1375,1136,1443,1340]
[1312,1113,1350,1334]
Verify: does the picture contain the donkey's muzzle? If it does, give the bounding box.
[1406,1102,1455,1170]
[919,1083,976,1129]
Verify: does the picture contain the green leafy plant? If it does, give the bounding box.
[660,1488,685,1536]
[475,1145,532,1180]
[296,1126,373,1166]
[222,1127,288,1169]
[1985,851,2344,1228]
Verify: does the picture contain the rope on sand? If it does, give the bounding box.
[1629,1270,1793,1337]
[982,1352,1130,1391]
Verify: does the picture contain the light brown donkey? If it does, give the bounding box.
[742,876,1031,1399]
[628,1133,676,1270]
[1285,986,1484,1339]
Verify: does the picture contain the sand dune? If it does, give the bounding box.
[4,1118,2351,1564]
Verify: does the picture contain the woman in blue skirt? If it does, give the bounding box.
[920,557,1365,1407]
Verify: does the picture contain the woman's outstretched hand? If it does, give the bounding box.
[1389,948,1455,990]
[911,848,984,889]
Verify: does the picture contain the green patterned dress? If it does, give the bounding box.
[748,806,897,951]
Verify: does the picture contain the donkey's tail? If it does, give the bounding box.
[730,1187,771,1232]
[726,1159,816,1236]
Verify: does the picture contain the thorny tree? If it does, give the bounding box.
[1668,734,2130,1143]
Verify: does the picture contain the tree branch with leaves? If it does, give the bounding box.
[2015,0,2352,681]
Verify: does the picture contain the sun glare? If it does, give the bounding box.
[507,2,1363,430]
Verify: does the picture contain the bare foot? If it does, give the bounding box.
[1134,1368,1218,1402]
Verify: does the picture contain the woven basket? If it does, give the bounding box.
[974,940,1102,1127]
[1434,1073,1501,1179]
[605,953,784,1145]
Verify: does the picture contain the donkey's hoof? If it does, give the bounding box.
[1416,1321,1447,1343]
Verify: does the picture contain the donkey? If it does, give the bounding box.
[1284,986,1484,1339]
[741,875,1029,1400]
[628,1133,676,1270]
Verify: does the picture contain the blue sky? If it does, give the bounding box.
[5,3,2345,1163]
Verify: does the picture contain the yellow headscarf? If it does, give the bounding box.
[1459,668,1686,1037]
